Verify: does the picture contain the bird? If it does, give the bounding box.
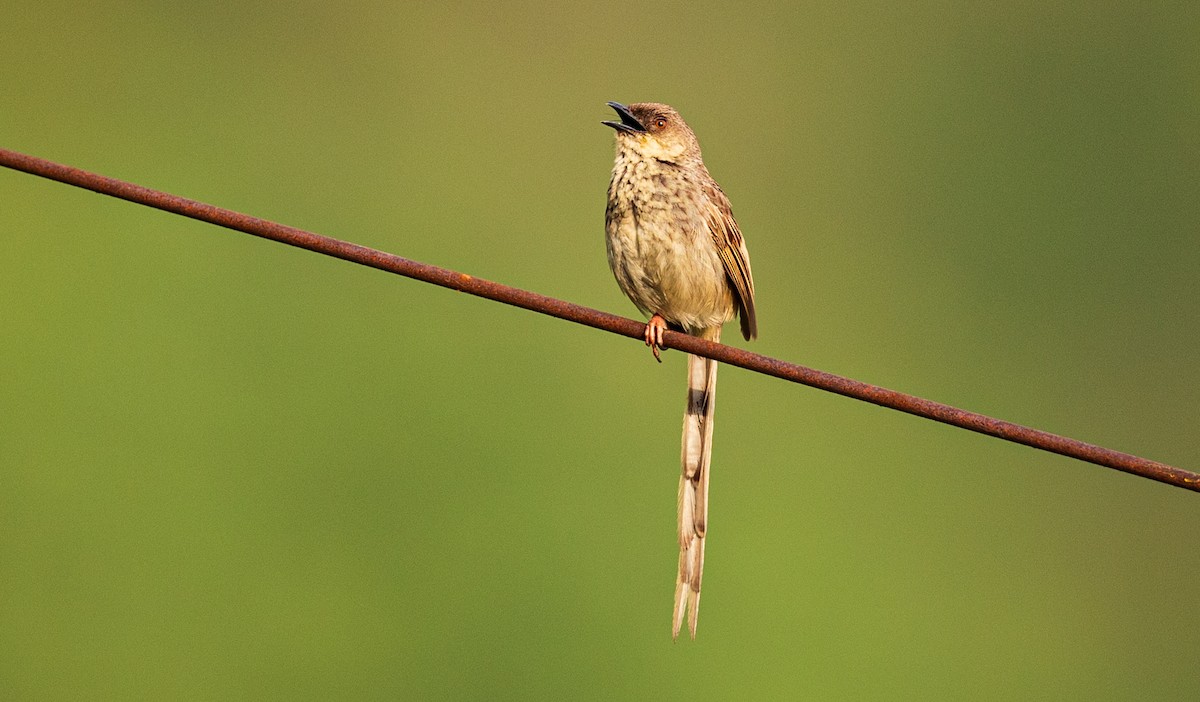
[602,101,757,639]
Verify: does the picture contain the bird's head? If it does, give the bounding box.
[602,102,701,163]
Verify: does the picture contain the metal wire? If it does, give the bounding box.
[2,147,1195,492]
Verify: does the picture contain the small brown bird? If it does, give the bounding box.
[602,101,757,639]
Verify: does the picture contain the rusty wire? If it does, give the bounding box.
[1,147,1196,492]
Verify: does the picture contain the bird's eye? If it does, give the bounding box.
[656,119,667,128]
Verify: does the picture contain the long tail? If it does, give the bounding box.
[673,326,720,640]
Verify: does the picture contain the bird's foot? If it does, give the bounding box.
[644,314,667,363]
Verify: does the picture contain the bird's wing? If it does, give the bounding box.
[702,181,757,340]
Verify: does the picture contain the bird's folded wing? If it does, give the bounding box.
[702,182,757,340]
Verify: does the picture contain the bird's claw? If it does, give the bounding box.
[645,314,667,363]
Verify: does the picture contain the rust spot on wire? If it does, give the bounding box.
[1,147,1195,492]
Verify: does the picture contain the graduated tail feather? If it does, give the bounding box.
[673,326,720,640]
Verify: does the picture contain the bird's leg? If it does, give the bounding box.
[645,313,668,363]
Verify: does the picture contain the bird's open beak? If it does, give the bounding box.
[602,101,646,134]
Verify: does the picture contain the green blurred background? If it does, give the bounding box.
[2,1,1197,699]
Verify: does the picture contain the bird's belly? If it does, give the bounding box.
[606,209,735,333]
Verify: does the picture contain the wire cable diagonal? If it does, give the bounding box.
[1,147,1195,492]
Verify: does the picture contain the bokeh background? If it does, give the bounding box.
[3,2,1198,699]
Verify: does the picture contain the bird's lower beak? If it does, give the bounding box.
[602,101,646,134]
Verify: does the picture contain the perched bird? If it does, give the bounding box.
[602,101,757,639]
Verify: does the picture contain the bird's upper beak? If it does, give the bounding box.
[602,101,646,134]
